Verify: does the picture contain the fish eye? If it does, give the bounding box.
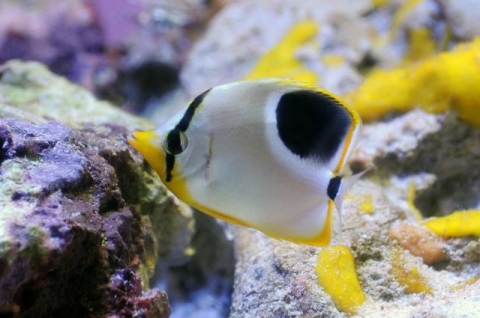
[162,129,188,155]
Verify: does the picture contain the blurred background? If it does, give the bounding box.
[4,0,476,126]
[0,0,226,116]
[2,1,479,317]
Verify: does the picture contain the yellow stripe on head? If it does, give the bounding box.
[128,130,166,181]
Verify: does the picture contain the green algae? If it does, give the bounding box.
[0,159,42,239]
[0,60,153,130]
[0,159,50,269]
[24,226,49,267]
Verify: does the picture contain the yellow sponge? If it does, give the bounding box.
[346,39,480,128]
[316,245,367,315]
[246,21,319,85]
[423,210,480,237]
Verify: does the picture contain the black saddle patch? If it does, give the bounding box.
[276,90,352,162]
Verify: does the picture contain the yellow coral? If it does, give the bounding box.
[316,245,366,315]
[345,39,480,128]
[246,21,319,85]
[407,183,424,221]
[423,210,480,237]
[390,248,433,294]
[322,54,345,67]
[359,195,374,214]
[371,0,390,9]
[453,275,480,291]
[390,0,423,38]
[402,28,437,64]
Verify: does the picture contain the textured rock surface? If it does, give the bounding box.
[165,213,234,318]
[0,60,196,317]
[230,228,342,318]
[0,60,150,129]
[0,118,169,317]
[355,111,480,217]
[438,0,480,40]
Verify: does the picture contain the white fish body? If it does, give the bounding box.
[129,79,362,246]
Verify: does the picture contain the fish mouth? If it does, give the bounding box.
[127,130,166,181]
[127,132,137,143]
[128,130,148,141]
[127,131,142,152]
[128,130,160,150]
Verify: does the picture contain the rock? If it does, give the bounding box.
[106,269,171,318]
[0,117,169,317]
[367,112,480,217]
[0,60,150,130]
[438,0,480,40]
[0,60,196,317]
[230,228,343,318]
[164,212,234,318]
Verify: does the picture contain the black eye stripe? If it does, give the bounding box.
[165,154,175,182]
[165,88,212,182]
[176,88,212,132]
[166,129,183,154]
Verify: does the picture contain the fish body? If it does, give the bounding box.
[129,79,361,246]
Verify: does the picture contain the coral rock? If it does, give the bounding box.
[0,60,197,317]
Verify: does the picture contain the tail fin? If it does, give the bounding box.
[333,170,368,222]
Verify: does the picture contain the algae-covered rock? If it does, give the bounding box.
[0,60,151,130]
[0,61,195,317]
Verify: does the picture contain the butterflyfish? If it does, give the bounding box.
[129,79,362,246]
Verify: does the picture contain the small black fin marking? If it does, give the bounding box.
[327,176,342,201]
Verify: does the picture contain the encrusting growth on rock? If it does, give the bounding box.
[390,248,433,295]
[389,222,448,265]
[345,39,480,127]
[245,20,319,84]
[316,245,367,315]
[423,210,480,238]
